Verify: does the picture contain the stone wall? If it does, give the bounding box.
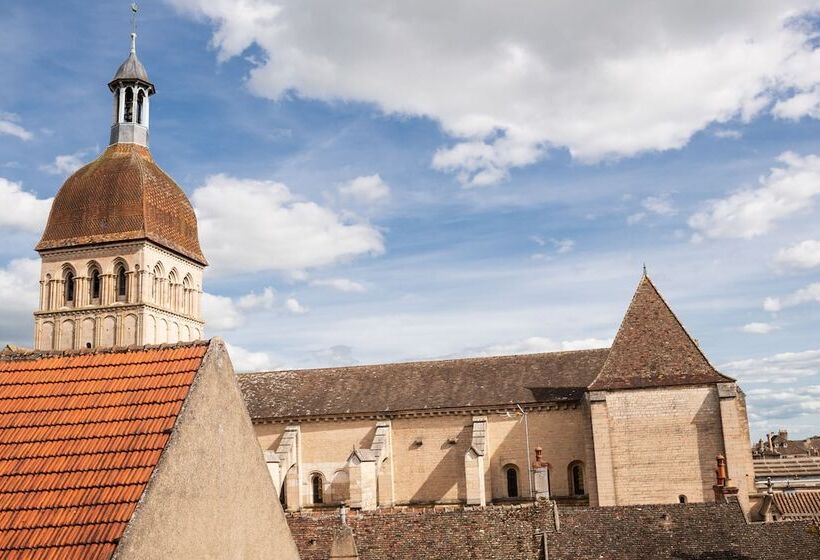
[287,502,555,560]
[601,385,726,505]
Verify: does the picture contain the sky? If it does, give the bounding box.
[0,1,819,440]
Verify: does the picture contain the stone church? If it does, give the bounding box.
[31,28,757,520]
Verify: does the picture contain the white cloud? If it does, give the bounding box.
[465,336,610,358]
[721,348,820,384]
[193,174,384,276]
[225,342,277,372]
[285,297,307,314]
[763,282,820,312]
[775,239,820,269]
[172,1,820,185]
[40,151,87,176]
[0,258,40,344]
[689,152,820,240]
[626,212,646,225]
[237,287,276,310]
[310,278,366,293]
[713,128,743,139]
[201,292,243,330]
[772,89,820,120]
[741,322,778,334]
[642,195,677,216]
[0,113,32,141]
[0,178,52,233]
[338,174,390,204]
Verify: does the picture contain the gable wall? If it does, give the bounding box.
[112,341,299,560]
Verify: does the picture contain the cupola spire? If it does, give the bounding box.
[109,4,155,147]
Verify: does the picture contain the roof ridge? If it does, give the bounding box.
[240,346,611,377]
[0,340,210,362]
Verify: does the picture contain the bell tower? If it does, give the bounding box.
[33,19,207,351]
[109,32,155,147]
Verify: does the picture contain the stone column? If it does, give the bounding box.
[465,416,488,506]
[716,382,751,510]
[587,391,617,506]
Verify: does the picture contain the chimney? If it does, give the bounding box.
[712,454,739,503]
[778,429,788,442]
[767,432,773,452]
[531,446,551,500]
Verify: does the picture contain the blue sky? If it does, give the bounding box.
[1,1,819,439]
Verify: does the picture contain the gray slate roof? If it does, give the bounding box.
[111,52,151,85]
[238,349,609,419]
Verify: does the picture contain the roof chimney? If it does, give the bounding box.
[712,454,739,503]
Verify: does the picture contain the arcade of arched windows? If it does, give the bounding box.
[113,85,150,127]
[39,258,200,318]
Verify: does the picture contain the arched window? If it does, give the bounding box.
[90,268,101,302]
[116,265,127,301]
[310,473,324,505]
[124,88,134,123]
[569,461,585,496]
[504,465,519,498]
[136,90,145,124]
[679,495,687,504]
[64,270,75,305]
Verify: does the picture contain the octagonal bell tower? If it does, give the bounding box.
[33,30,207,350]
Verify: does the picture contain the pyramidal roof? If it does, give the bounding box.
[589,274,732,390]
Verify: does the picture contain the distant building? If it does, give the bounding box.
[0,339,298,560]
[239,276,758,511]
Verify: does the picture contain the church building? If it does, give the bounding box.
[26,17,758,527]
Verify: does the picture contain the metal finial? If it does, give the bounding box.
[130,3,139,53]
[642,263,647,276]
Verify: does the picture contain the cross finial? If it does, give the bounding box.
[642,262,648,277]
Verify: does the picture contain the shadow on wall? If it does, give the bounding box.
[410,424,471,504]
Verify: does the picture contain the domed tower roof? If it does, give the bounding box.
[35,143,207,265]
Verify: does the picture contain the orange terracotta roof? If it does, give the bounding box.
[36,143,207,265]
[0,342,209,560]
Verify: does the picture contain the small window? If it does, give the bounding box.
[116,266,127,300]
[64,271,75,304]
[124,88,134,123]
[136,90,145,124]
[570,462,585,496]
[679,495,687,504]
[311,474,324,505]
[505,465,519,498]
[90,269,101,301]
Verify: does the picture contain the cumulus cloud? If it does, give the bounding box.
[237,287,276,310]
[0,113,32,141]
[0,258,40,345]
[338,174,390,204]
[225,342,277,372]
[285,297,307,314]
[689,152,820,240]
[465,336,610,358]
[0,178,52,233]
[172,1,820,185]
[310,278,366,293]
[763,282,820,312]
[40,151,88,176]
[741,322,779,334]
[775,239,820,269]
[193,174,384,276]
[201,292,243,330]
[721,349,820,384]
